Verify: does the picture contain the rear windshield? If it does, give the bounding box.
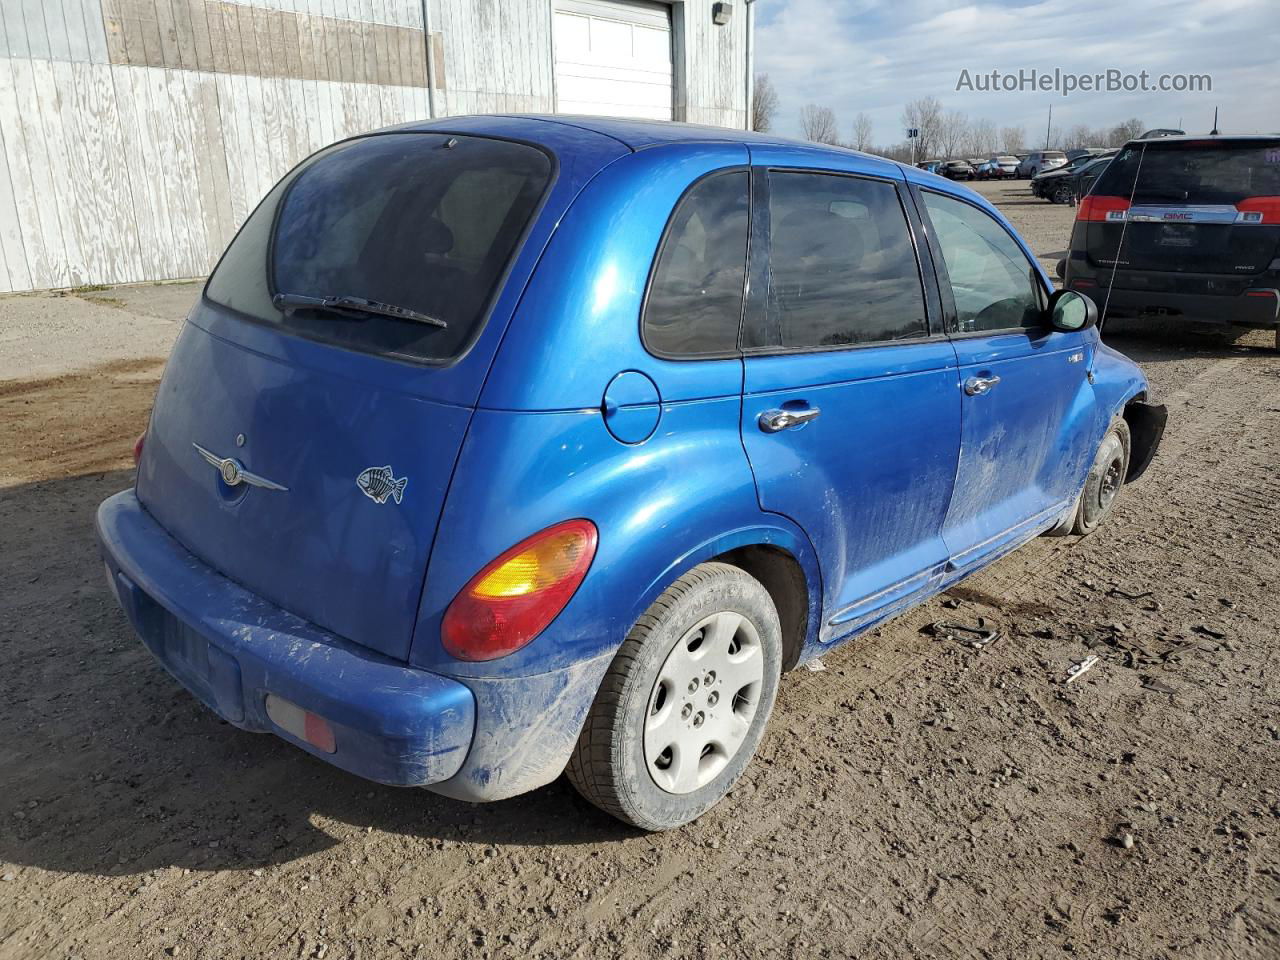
[1044,152,1067,160]
[1094,140,1280,204]
[206,133,552,363]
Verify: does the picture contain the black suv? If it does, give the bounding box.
[1062,136,1280,348]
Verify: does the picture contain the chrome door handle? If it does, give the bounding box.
[963,375,1002,397]
[759,407,821,433]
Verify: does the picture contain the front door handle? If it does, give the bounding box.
[759,406,821,433]
[963,375,1002,397]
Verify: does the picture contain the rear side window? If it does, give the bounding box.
[922,191,1042,333]
[206,133,552,363]
[1094,140,1280,204]
[643,171,750,357]
[765,171,927,349]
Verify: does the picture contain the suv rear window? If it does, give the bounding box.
[1094,140,1280,204]
[206,133,552,363]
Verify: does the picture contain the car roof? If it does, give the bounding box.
[390,112,919,170]
[398,112,864,153]
[1128,133,1280,146]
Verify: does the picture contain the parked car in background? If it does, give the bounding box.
[941,159,975,180]
[96,115,1166,832]
[1017,150,1069,178]
[917,160,944,174]
[1066,147,1108,163]
[1139,128,1185,139]
[985,155,1020,179]
[1063,135,1280,350]
[1032,152,1116,204]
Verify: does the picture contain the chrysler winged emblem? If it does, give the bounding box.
[192,443,289,492]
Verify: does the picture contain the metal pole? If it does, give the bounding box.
[1045,103,1052,149]
[420,0,437,118]
[744,0,757,131]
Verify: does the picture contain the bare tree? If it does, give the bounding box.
[940,109,969,159]
[851,111,874,152]
[967,118,998,157]
[752,73,779,133]
[1109,117,1145,146]
[799,104,840,145]
[1062,124,1093,150]
[901,95,943,160]
[1000,125,1026,153]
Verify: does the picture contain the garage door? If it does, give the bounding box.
[553,0,674,121]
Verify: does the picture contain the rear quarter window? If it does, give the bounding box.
[206,133,553,363]
[643,171,750,357]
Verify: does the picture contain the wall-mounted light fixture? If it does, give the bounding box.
[712,2,733,25]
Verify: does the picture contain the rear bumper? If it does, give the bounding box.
[1067,274,1280,328]
[96,490,476,787]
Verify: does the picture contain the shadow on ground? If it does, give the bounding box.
[0,469,630,881]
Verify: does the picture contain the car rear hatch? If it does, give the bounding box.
[135,130,563,661]
[1079,138,1280,282]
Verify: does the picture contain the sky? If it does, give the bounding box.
[753,0,1278,146]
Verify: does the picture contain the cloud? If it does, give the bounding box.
[755,0,1277,146]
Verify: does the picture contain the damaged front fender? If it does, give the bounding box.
[1124,399,1168,483]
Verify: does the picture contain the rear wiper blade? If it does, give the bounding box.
[272,293,447,328]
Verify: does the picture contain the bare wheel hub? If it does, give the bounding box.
[1100,454,1124,508]
[643,611,764,795]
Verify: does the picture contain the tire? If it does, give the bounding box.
[1071,418,1131,536]
[566,562,783,831]
[1052,183,1073,205]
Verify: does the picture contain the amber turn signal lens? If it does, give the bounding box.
[442,519,598,662]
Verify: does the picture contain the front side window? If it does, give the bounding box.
[921,191,1043,333]
[643,171,750,357]
[765,171,927,349]
[206,133,552,363]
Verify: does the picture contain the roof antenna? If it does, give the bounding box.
[1210,107,1219,136]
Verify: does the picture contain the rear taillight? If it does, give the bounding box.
[441,519,598,662]
[1236,197,1280,224]
[1078,195,1130,222]
[132,432,145,465]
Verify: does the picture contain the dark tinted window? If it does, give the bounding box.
[922,191,1042,333]
[1094,140,1280,204]
[643,171,749,356]
[206,133,552,363]
[766,171,927,349]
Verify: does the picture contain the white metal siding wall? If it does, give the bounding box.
[0,1,747,294]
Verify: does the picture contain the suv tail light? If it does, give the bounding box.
[1236,197,1280,224]
[132,432,146,465]
[1078,195,1131,222]
[441,519,598,661]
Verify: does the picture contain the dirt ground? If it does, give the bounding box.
[2,181,1278,960]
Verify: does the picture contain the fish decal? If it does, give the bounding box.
[356,465,408,505]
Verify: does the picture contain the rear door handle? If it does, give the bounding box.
[963,375,1001,397]
[758,406,821,433]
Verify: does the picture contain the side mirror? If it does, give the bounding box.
[1046,289,1097,332]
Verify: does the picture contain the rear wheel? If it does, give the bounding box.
[1052,182,1074,205]
[1071,418,1131,536]
[566,563,782,831]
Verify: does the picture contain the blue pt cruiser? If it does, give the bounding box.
[98,116,1166,830]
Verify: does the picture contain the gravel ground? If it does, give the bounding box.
[1,182,1278,960]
